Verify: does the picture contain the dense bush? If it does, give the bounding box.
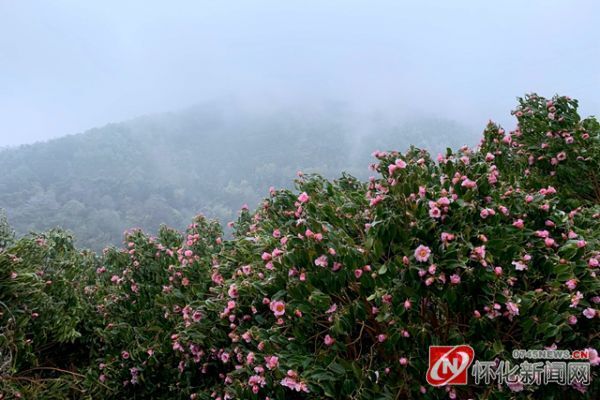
[0,230,97,398]
[0,94,598,399]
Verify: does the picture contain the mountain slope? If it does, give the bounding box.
[0,102,476,249]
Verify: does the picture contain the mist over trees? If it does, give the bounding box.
[0,102,476,250]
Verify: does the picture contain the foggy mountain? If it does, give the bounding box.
[0,102,476,250]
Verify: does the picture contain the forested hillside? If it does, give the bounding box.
[0,103,475,249]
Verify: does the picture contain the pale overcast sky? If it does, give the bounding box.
[0,0,599,146]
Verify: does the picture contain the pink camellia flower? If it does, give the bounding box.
[369,194,385,207]
[583,308,596,319]
[441,232,454,242]
[404,299,412,309]
[271,248,284,258]
[506,302,519,318]
[565,279,577,290]
[399,357,408,366]
[265,355,279,370]
[471,246,486,261]
[535,230,549,238]
[314,255,328,267]
[571,291,583,308]
[297,192,310,203]
[377,334,387,343]
[589,258,599,268]
[568,315,578,325]
[324,334,335,346]
[228,284,238,298]
[450,274,461,285]
[220,352,230,363]
[512,219,525,229]
[525,195,534,203]
[577,240,586,248]
[429,207,442,218]
[437,196,450,206]
[121,351,130,359]
[354,269,363,279]
[586,348,599,366]
[414,245,431,262]
[192,311,202,322]
[544,237,555,247]
[461,178,477,189]
[270,301,286,317]
[480,209,490,219]
[211,272,224,285]
[280,371,310,393]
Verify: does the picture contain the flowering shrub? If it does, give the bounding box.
[0,94,598,399]
[0,230,97,398]
[482,94,600,205]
